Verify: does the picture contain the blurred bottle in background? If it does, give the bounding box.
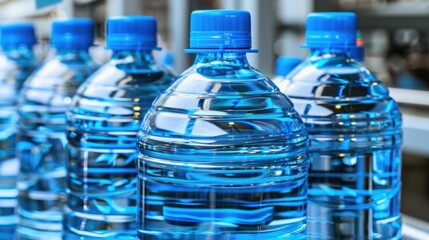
[63,16,174,239]
[272,56,302,87]
[279,12,402,239]
[388,29,429,90]
[156,50,176,76]
[137,10,309,239]
[16,19,98,240]
[0,22,38,240]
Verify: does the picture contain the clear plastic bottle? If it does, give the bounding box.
[278,12,402,239]
[63,16,174,239]
[272,56,302,87]
[0,23,38,240]
[137,10,309,240]
[16,19,98,240]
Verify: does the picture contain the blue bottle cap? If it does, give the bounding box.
[51,18,94,50]
[189,10,252,50]
[275,56,302,77]
[305,12,356,49]
[0,22,36,48]
[106,16,158,50]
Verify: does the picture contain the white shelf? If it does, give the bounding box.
[403,214,429,240]
[402,112,429,157]
[390,88,429,108]
[389,88,429,157]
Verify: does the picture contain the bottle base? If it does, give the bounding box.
[307,203,402,240]
[63,206,137,240]
[138,222,306,240]
[63,231,138,240]
[0,182,18,240]
[16,226,62,240]
[16,208,63,240]
[0,221,15,240]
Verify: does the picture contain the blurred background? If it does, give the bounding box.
[1,0,429,237]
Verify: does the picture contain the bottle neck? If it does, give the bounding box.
[111,50,155,64]
[193,52,250,66]
[2,45,35,60]
[55,48,90,58]
[309,48,351,59]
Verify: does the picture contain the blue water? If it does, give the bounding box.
[278,50,402,239]
[0,47,38,240]
[137,52,310,239]
[16,50,98,240]
[63,50,173,239]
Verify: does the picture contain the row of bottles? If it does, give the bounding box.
[0,10,402,240]
[0,22,39,240]
[17,19,99,239]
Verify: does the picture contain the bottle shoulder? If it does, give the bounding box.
[19,57,98,110]
[0,56,19,102]
[279,57,394,101]
[67,61,174,130]
[0,54,38,78]
[277,57,402,128]
[170,64,280,96]
[0,54,38,99]
[139,63,307,141]
[0,55,18,74]
[23,56,98,88]
[74,60,174,101]
[287,57,377,85]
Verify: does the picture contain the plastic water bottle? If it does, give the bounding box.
[16,19,97,240]
[278,12,402,239]
[272,56,302,87]
[63,16,174,239]
[137,10,310,239]
[0,23,38,240]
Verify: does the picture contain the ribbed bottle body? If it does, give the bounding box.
[64,51,173,239]
[137,52,309,239]
[0,48,37,240]
[16,52,97,239]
